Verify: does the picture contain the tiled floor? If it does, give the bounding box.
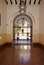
[0,45,44,65]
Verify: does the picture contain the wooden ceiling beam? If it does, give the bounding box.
[20,0,21,5]
[25,0,26,5]
[29,0,31,4]
[15,0,17,4]
[5,0,8,4]
[38,0,41,4]
[34,0,36,4]
[5,0,41,5]
[10,0,13,4]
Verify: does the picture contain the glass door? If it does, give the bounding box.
[13,18,32,44]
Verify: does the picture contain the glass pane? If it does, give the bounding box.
[15,28,22,34]
[15,18,31,27]
[23,20,27,27]
[27,21,29,26]
[24,28,27,33]
[18,28,22,33]
[28,28,31,33]
[17,19,22,27]
[27,21,31,27]
[28,37,31,39]
[15,34,17,39]
[18,33,27,39]
[28,34,31,36]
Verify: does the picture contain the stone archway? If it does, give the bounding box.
[13,14,32,44]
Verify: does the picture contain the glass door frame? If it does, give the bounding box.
[13,14,32,45]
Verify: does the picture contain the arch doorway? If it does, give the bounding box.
[13,14,32,44]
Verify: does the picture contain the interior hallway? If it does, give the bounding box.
[0,0,44,65]
[0,44,44,65]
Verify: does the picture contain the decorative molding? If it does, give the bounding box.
[19,0,26,14]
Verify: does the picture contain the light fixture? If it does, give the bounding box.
[19,0,26,14]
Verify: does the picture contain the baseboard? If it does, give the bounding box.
[33,43,41,46]
[33,43,44,49]
[0,42,12,51]
[0,42,44,51]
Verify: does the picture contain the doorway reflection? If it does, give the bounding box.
[20,50,31,62]
[13,45,31,62]
[20,45,31,62]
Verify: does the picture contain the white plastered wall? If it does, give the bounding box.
[0,0,7,45]
[6,4,40,43]
[39,0,44,45]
